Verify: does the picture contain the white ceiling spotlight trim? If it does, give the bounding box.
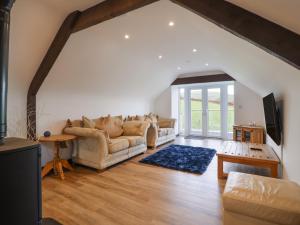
[169,21,175,27]
[124,34,130,39]
[193,48,197,53]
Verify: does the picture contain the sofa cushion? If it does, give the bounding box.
[66,119,82,128]
[82,116,96,128]
[126,115,146,122]
[108,138,129,154]
[158,119,176,128]
[145,113,158,123]
[117,136,144,147]
[158,128,168,137]
[223,172,300,225]
[123,121,148,136]
[135,115,145,121]
[96,115,123,138]
[125,115,135,121]
[166,128,175,135]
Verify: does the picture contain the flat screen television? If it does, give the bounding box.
[263,93,281,145]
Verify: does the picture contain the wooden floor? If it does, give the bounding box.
[43,137,268,225]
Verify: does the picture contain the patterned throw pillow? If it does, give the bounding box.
[82,116,96,128]
[99,130,112,144]
[123,121,148,136]
[66,119,82,128]
[145,113,158,124]
[95,115,124,138]
[135,115,145,121]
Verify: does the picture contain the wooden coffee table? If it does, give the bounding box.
[40,134,76,180]
[217,141,279,179]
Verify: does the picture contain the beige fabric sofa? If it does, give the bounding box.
[64,116,149,170]
[223,172,300,225]
[125,114,176,148]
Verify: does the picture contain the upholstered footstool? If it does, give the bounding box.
[223,172,300,225]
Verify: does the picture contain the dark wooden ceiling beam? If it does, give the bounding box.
[170,0,300,69]
[171,74,235,85]
[72,0,159,32]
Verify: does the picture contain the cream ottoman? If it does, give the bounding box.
[223,172,300,225]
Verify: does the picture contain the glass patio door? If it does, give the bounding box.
[189,87,222,137]
[190,89,203,135]
[207,88,221,137]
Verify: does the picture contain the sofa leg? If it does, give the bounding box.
[148,146,156,150]
[96,168,106,174]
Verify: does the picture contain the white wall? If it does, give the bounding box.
[153,86,179,135]
[153,87,172,118]
[8,0,64,138]
[234,82,265,126]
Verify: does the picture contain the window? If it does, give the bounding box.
[177,82,235,139]
[207,88,221,136]
[179,88,185,134]
[190,89,203,133]
[227,85,234,133]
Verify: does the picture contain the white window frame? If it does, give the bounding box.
[177,81,234,139]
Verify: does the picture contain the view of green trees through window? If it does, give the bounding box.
[190,90,202,132]
[179,84,235,136]
[179,89,185,133]
[228,85,234,132]
[208,88,221,133]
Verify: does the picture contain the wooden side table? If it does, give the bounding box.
[40,134,77,180]
[233,125,265,144]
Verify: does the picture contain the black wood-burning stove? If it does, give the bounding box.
[0,138,42,225]
[0,1,49,225]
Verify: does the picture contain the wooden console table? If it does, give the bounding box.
[217,141,279,179]
[40,134,76,180]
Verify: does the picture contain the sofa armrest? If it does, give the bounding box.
[64,127,107,140]
[64,127,109,159]
[147,123,159,147]
[141,122,151,141]
[158,118,176,128]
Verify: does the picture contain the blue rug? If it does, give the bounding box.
[140,144,216,174]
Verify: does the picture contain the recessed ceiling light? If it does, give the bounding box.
[124,34,130,39]
[169,21,175,27]
[158,55,163,59]
[193,49,197,53]
[177,66,181,70]
[205,63,209,66]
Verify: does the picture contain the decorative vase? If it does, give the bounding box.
[43,131,51,137]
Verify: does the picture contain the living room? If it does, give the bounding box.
[1,0,300,225]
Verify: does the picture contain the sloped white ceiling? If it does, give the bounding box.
[40,0,300,99]
[36,0,300,182]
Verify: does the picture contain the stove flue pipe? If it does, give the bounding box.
[0,0,15,144]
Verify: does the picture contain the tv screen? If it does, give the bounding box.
[263,93,281,145]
